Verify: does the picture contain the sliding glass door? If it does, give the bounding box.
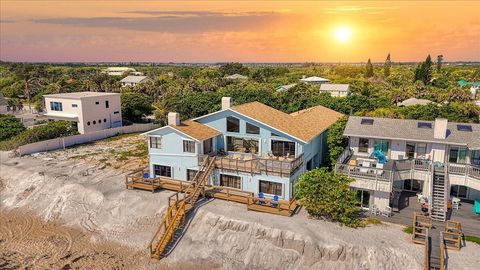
[271,140,295,157]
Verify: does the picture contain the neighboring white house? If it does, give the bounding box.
[102,67,136,76]
[225,74,248,80]
[300,76,330,85]
[120,76,151,87]
[43,92,122,134]
[0,93,8,114]
[397,98,433,107]
[275,83,297,92]
[319,83,350,97]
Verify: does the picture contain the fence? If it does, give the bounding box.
[17,123,157,156]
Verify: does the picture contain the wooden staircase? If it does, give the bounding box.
[147,157,215,259]
[431,167,448,222]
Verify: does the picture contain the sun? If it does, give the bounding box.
[334,26,352,43]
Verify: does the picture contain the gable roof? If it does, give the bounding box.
[319,83,350,92]
[300,76,330,83]
[275,83,297,91]
[230,102,343,142]
[145,120,221,142]
[120,76,149,83]
[344,116,480,149]
[0,93,8,106]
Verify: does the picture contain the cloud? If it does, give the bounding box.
[0,19,15,24]
[32,11,283,33]
[323,5,397,14]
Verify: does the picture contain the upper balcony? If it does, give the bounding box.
[335,147,480,189]
[199,152,304,177]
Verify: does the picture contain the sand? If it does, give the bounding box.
[1,135,479,269]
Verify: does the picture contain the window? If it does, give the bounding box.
[358,138,369,153]
[220,174,241,189]
[271,132,281,137]
[246,123,260,134]
[149,137,161,148]
[355,189,371,209]
[154,165,171,178]
[449,147,467,164]
[472,150,480,166]
[187,169,198,181]
[105,100,109,108]
[457,124,472,132]
[450,185,468,199]
[374,140,389,155]
[226,117,240,133]
[93,120,96,124]
[50,102,63,111]
[259,180,282,196]
[183,140,195,153]
[72,104,78,108]
[203,138,213,154]
[227,136,259,154]
[87,121,91,126]
[406,143,416,159]
[416,143,427,156]
[95,101,99,105]
[98,119,101,124]
[271,140,295,157]
[418,122,432,129]
[114,111,119,114]
[360,118,374,125]
[103,119,107,123]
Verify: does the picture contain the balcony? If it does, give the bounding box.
[335,147,480,187]
[199,152,304,177]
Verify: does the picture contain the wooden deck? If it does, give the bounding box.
[126,173,298,217]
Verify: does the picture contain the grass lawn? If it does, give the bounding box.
[464,235,480,245]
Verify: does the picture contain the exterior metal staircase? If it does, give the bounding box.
[431,166,448,222]
[148,157,215,259]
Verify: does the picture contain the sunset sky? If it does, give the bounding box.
[1,1,479,63]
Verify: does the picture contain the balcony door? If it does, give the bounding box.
[449,147,467,164]
[471,150,480,166]
[355,189,371,209]
[271,140,295,157]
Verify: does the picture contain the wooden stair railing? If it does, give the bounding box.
[148,157,215,260]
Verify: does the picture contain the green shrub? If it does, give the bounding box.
[0,120,78,150]
[0,114,26,141]
[295,168,361,227]
[464,235,480,245]
[403,225,413,234]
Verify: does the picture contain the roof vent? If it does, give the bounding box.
[360,118,374,125]
[167,112,180,126]
[418,122,432,129]
[457,124,472,132]
[221,97,231,110]
[434,118,448,139]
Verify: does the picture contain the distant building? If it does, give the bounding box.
[319,83,350,97]
[397,98,433,107]
[102,67,136,76]
[225,74,248,80]
[120,76,151,87]
[0,93,8,114]
[275,83,297,92]
[300,76,330,85]
[43,92,122,134]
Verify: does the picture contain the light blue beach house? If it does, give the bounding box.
[144,97,343,200]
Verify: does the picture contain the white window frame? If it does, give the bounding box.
[183,139,196,153]
[149,136,162,149]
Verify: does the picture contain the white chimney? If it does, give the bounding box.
[221,97,231,110]
[434,118,448,139]
[167,112,180,126]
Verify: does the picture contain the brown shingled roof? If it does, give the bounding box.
[231,102,343,142]
[170,120,221,141]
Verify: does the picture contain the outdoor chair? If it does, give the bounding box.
[452,201,459,210]
[271,195,279,208]
[143,172,149,179]
[258,192,265,205]
[370,204,378,216]
[381,206,392,217]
